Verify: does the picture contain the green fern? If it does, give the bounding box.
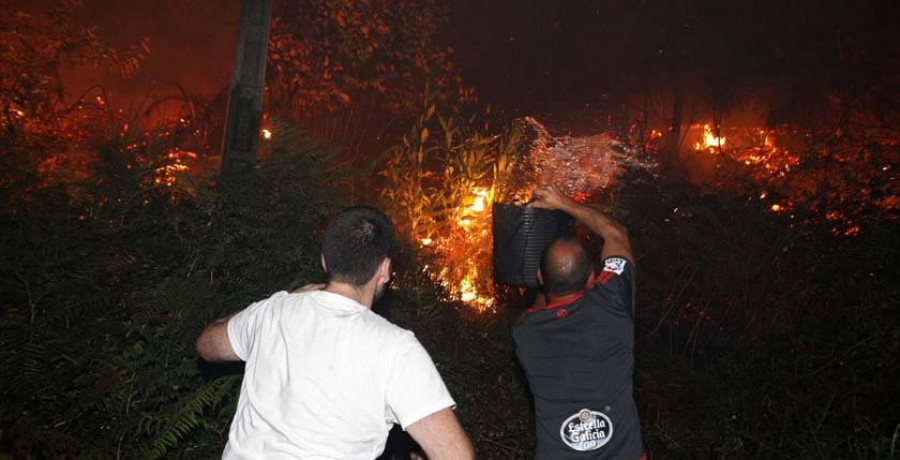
[142,376,239,460]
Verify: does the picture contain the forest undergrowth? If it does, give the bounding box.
[1,134,898,459]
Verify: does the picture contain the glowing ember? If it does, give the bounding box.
[262,128,273,139]
[420,238,433,246]
[154,149,196,187]
[771,204,783,212]
[694,124,726,153]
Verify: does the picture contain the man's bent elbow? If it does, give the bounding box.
[195,333,217,362]
[601,232,634,264]
[195,325,238,362]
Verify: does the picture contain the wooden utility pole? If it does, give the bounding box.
[222,0,273,174]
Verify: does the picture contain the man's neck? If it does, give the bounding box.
[545,291,582,306]
[324,282,374,308]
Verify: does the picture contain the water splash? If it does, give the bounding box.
[504,117,657,202]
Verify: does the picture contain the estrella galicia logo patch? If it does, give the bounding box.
[560,409,613,451]
[603,257,627,275]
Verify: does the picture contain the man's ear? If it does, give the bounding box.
[377,258,391,284]
[536,269,544,286]
[321,255,327,273]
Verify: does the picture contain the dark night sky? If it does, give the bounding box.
[33,0,900,124]
[446,0,900,116]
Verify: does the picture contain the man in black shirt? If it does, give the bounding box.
[513,184,645,459]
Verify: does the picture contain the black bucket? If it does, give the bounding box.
[492,203,574,287]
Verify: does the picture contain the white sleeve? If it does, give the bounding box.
[385,334,456,430]
[226,299,270,361]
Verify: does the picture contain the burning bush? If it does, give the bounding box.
[381,106,653,311]
[676,120,899,236]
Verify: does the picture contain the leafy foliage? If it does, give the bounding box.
[379,90,524,307]
[0,0,150,120]
[0,121,342,458]
[267,0,471,116]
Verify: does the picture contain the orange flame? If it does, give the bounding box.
[694,124,726,153]
[421,186,496,312]
[154,149,195,187]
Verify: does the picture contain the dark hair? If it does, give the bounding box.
[539,236,592,296]
[322,206,397,286]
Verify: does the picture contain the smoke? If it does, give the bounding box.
[23,0,240,107]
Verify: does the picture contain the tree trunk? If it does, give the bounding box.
[222,0,273,174]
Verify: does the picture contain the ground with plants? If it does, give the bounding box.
[1,129,897,458]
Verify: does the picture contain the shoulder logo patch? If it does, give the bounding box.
[560,408,613,451]
[602,257,627,275]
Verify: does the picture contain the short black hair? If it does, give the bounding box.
[322,206,397,286]
[539,236,592,296]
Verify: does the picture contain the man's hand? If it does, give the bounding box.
[531,183,633,263]
[292,283,326,294]
[531,184,575,212]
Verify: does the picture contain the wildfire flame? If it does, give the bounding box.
[418,120,638,312]
[694,124,726,153]
[421,186,496,312]
[471,189,486,212]
[690,122,862,235]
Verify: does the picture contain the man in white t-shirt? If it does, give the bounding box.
[196,206,474,459]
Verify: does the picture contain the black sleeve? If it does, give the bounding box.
[589,256,635,319]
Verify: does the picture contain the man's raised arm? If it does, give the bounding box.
[531,184,633,263]
[406,408,476,460]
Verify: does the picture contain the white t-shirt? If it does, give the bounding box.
[223,290,455,460]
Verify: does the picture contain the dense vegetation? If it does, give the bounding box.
[0,130,340,458]
[387,169,900,458]
[1,128,897,458]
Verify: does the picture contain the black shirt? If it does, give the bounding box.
[513,256,643,459]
